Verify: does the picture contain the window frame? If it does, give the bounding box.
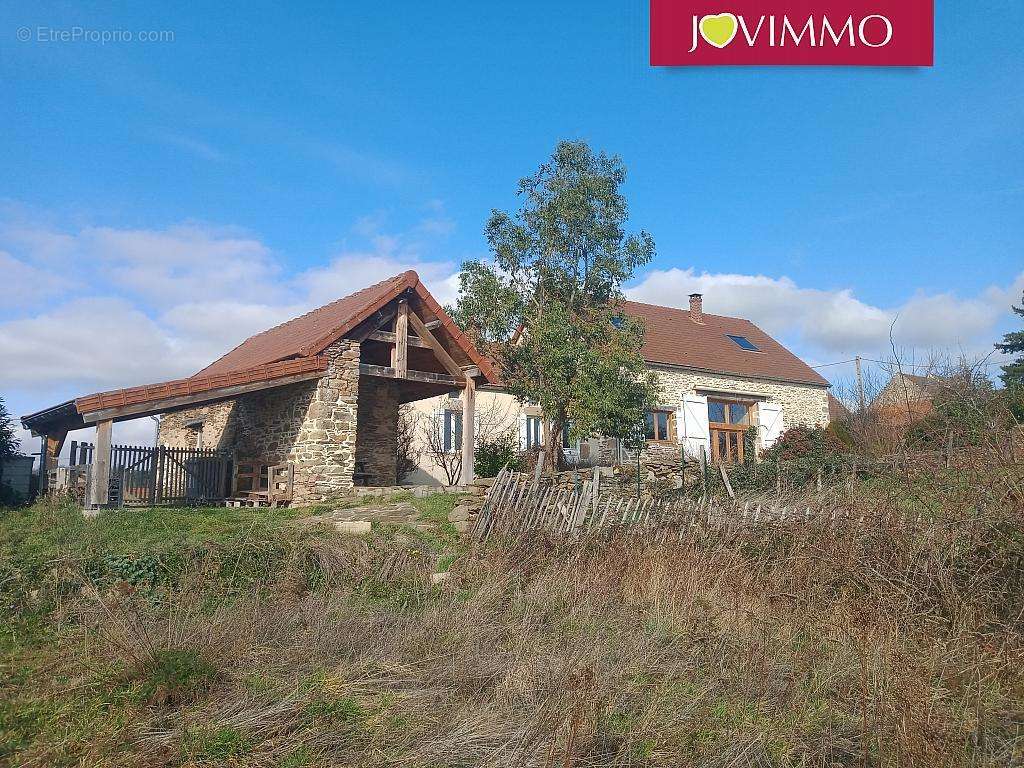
[644,408,676,443]
[726,334,761,352]
[707,398,755,428]
[706,398,756,465]
[524,415,543,449]
[442,409,463,453]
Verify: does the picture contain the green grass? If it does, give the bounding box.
[0,491,465,765]
[181,725,250,761]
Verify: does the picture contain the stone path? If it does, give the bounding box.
[306,501,436,534]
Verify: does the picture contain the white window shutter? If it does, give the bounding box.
[758,403,785,449]
[681,394,710,461]
[518,413,528,449]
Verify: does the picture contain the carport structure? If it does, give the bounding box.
[22,271,497,507]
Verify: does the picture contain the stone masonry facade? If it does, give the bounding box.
[354,375,400,487]
[651,365,830,430]
[158,339,367,503]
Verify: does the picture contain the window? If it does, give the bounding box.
[707,399,751,426]
[706,399,754,464]
[611,316,625,329]
[727,334,760,351]
[645,409,674,442]
[443,410,462,452]
[524,415,543,448]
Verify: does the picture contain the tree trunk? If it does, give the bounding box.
[543,417,564,473]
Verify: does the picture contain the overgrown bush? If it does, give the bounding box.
[728,425,851,494]
[474,432,524,477]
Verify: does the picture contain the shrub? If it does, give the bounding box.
[138,649,219,705]
[729,426,851,493]
[474,432,524,477]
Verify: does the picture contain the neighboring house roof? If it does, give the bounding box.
[828,393,851,420]
[622,301,829,387]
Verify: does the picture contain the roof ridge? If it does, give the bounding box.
[621,298,753,325]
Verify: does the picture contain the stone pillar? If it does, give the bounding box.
[354,375,400,486]
[290,340,361,503]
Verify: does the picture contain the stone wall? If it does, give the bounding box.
[158,401,236,449]
[157,339,364,503]
[651,365,830,430]
[354,375,400,486]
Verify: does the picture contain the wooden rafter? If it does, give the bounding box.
[406,309,466,379]
[359,363,466,388]
[393,300,409,378]
[367,330,429,348]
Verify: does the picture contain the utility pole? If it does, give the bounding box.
[855,355,866,414]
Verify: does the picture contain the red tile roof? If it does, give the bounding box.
[32,271,498,429]
[623,300,828,387]
[76,356,328,415]
[195,270,497,383]
[196,272,414,377]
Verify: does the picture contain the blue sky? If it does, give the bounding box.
[2,0,1022,447]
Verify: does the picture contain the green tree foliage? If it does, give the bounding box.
[0,396,22,492]
[452,141,659,465]
[995,291,1024,386]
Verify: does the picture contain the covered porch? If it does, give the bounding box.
[21,272,495,508]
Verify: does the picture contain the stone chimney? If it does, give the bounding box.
[688,293,704,324]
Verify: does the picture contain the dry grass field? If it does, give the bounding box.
[2,450,1023,768]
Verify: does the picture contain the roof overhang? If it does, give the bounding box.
[21,357,328,436]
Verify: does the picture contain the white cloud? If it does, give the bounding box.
[0,298,194,388]
[626,267,1023,358]
[0,208,463,405]
[84,224,283,306]
[2,251,70,304]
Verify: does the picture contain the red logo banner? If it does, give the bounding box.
[650,1,933,66]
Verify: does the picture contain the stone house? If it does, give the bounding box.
[407,293,831,484]
[869,372,946,429]
[21,271,497,506]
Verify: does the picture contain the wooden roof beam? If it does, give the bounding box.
[406,309,466,379]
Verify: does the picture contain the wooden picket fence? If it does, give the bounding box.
[68,441,231,506]
[473,467,902,541]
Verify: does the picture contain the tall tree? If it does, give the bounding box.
[453,140,658,467]
[995,290,1024,386]
[0,396,21,489]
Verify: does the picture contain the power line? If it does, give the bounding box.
[810,358,858,369]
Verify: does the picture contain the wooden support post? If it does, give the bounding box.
[39,431,67,494]
[460,375,475,485]
[393,300,409,378]
[88,420,113,508]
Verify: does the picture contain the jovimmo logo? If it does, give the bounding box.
[650,1,933,66]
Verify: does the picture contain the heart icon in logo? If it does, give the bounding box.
[699,13,739,48]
